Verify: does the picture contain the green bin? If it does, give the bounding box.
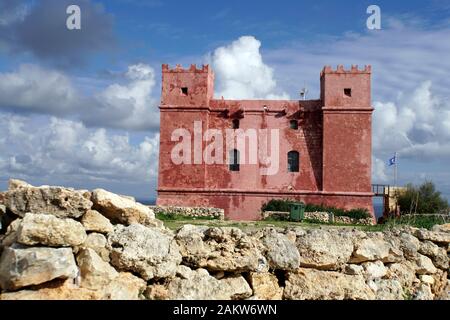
[290,202,306,222]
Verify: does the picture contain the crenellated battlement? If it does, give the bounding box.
[321,65,371,76]
[162,64,211,73]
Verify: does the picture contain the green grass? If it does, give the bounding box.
[382,215,449,230]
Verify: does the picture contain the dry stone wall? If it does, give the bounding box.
[149,205,225,220]
[0,179,449,300]
[262,211,373,225]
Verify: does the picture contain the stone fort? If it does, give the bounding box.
[156,64,374,220]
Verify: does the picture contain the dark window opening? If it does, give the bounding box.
[344,88,352,97]
[290,120,298,130]
[288,151,299,172]
[181,87,188,96]
[229,149,240,171]
[232,119,240,129]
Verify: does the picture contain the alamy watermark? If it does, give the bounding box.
[66,5,81,30]
[170,121,280,176]
[366,5,381,30]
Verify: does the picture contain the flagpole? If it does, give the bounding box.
[394,152,398,187]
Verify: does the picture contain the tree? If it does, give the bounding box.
[396,181,449,214]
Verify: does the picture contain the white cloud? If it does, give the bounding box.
[0,114,159,187]
[0,64,78,114]
[210,36,289,100]
[0,63,160,131]
[85,63,160,130]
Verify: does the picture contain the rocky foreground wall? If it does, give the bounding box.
[0,180,449,300]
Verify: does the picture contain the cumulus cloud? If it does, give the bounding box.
[0,113,159,194]
[85,63,160,130]
[210,36,289,100]
[0,0,115,67]
[0,63,160,131]
[0,64,78,115]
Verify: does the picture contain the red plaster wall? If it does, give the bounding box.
[156,64,375,221]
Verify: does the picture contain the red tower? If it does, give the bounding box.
[156,64,374,221]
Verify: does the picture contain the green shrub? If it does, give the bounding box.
[261,199,294,212]
[396,181,449,214]
[384,214,448,230]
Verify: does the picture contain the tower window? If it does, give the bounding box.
[181,87,188,96]
[344,88,352,97]
[288,151,299,172]
[290,120,298,130]
[229,149,240,171]
[232,119,240,129]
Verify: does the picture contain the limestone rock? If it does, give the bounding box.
[248,272,283,300]
[176,225,268,273]
[16,213,86,247]
[399,232,421,259]
[414,283,434,300]
[432,224,450,233]
[76,248,118,290]
[0,204,5,231]
[370,279,404,300]
[0,279,100,300]
[261,229,300,270]
[418,240,449,270]
[101,272,146,300]
[362,261,387,279]
[108,224,181,280]
[415,254,438,275]
[296,229,354,270]
[420,275,435,285]
[386,261,417,289]
[163,269,248,300]
[0,245,78,290]
[81,210,114,234]
[220,275,252,300]
[7,179,32,190]
[344,264,364,276]
[350,234,391,263]
[75,232,110,262]
[4,182,92,218]
[284,268,375,300]
[1,219,21,248]
[414,229,450,244]
[91,189,155,226]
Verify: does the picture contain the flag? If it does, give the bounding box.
[388,155,396,166]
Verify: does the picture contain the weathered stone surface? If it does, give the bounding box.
[420,275,435,285]
[81,210,114,234]
[350,234,391,263]
[219,275,252,300]
[0,204,5,230]
[414,229,450,244]
[386,261,417,289]
[1,219,21,248]
[362,261,387,279]
[432,224,450,233]
[91,189,155,226]
[101,272,146,300]
[108,224,181,280]
[75,232,110,262]
[399,232,421,259]
[261,229,300,270]
[370,279,404,300]
[8,179,32,190]
[284,268,375,300]
[176,225,268,273]
[0,246,78,290]
[76,248,118,290]
[418,240,449,270]
[344,264,364,276]
[295,229,355,270]
[414,283,434,300]
[415,254,438,275]
[248,272,283,300]
[16,213,86,247]
[4,182,92,218]
[0,279,101,300]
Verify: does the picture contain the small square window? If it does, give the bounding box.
[290,120,298,130]
[181,87,188,96]
[344,88,352,97]
[232,119,240,129]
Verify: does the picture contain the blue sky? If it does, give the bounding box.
[1,0,450,202]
